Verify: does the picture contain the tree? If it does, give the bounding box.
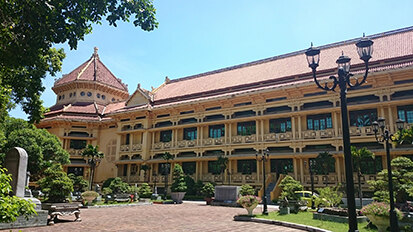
[394,126,413,145]
[37,163,74,202]
[81,144,104,190]
[171,164,187,192]
[162,152,174,199]
[313,151,335,186]
[368,157,413,204]
[0,167,36,223]
[108,177,130,194]
[351,146,375,207]
[239,184,255,196]
[279,175,303,201]
[1,117,70,179]
[141,164,151,182]
[68,173,89,193]
[0,0,158,122]
[215,154,228,184]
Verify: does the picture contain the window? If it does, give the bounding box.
[112,98,115,102]
[122,164,127,176]
[81,91,85,96]
[269,118,291,133]
[349,109,377,127]
[354,156,382,174]
[208,161,220,174]
[160,130,172,142]
[183,127,197,140]
[182,162,196,175]
[125,134,130,145]
[102,95,106,100]
[67,167,84,176]
[209,124,225,138]
[69,139,87,150]
[87,92,92,97]
[69,93,73,98]
[270,159,293,174]
[58,96,61,100]
[237,121,256,135]
[130,164,138,175]
[237,159,257,174]
[398,105,413,123]
[158,163,170,175]
[307,114,332,130]
[73,92,76,97]
[97,93,101,98]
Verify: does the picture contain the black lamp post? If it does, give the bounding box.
[256,149,270,215]
[372,117,405,232]
[305,35,373,232]
[304,160,315,209]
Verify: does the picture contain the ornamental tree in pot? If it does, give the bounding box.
[279,175,303,214]
[201,182,215,205]
[361,202,403,232]
[170,164,187,203]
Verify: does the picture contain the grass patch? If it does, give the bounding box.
[256,211,376,232]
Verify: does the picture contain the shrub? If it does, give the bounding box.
[102,187,113,196]
[68,173,88,192]
[184,175,196,195]
[315,185,343,207]
[108,177,130,194]
[201,182,215,198]
[237,195,261,208]
[361,202,403,220]
[102,177,115,189]
[279,175,303,201]
[171,164,187,192]
[38,163,73,202]
[0,167,36,223]
[81,191,99,198]
[239,184,255,196]
[138,183,153,198]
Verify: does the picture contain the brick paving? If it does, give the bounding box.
[7,202,304,232]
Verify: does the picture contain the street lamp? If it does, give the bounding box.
[372,117,405,232]
[304,160,315,209]
[256,149,270,215]
[305,35,373,232]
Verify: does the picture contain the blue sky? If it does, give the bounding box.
[10,0,413,119]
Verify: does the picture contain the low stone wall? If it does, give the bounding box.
[313,212,367,223]
[0,210,48,230]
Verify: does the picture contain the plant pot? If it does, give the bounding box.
[82,195,97,204]
[204,197,213,205]
[366,214,390,232]
[170,192,186,204]
[243,202,258,216]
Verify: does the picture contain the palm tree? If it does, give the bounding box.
[351,146,374,207]
[141,164,151,182]
[162,152,174,199]
[216,154,228,184]
[81,144,104,190]
[313,151,335,186]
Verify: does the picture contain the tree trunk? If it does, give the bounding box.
[358,171,363,207]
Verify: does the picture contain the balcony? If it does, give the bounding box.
[202,137,224,146]
[177,140,197,148]
[232,135,257,144]
[349,126,375,136]
[131,144,142,152]
[120,145,130,152]
[302,129,334,139]
[263,132,292,142]
[153,142,172,150]
[67,149,85,157]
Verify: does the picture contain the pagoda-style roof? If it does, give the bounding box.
[53,47,128,93]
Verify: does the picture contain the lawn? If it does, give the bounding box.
[256,211,376,232]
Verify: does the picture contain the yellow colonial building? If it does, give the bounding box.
[37,27,413,195]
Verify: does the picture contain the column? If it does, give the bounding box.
[255,120,259,141]
[300,158,304,183]
[388,106,395,133]
[292,116,296,139]
[229,123,232,143]
[195,161,199,181]
[261,119,264,142]
[151,132,155,150]
[335,156,342,183]
[127,164,131,183]
[293,158,298,180]
[256,158,260,182]
[333,112,339,136]
[225,123,228,144]
[298,116,302,139]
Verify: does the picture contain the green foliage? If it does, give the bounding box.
[184,175,196,195]
[0,167,36,223]
[201,182,215,198]
[37,163,74,202]
[239,184,255,196]
[162,152,174,162]
[81,144,104,190]
[171,164,187,192]
[137,183,153,198]
[68,173,89,192]
[108,177,131,194]
[361,202,403,219]
[368,156,413,203]
[351,146,375,173]
[102,178,115,189]
[81,191,99,199]
[394,126,413,145]
[216,155,228,174]
[313,152,335,175]
[315,185,343,207]
[1,117,70,179]
[0,0,158,121]
[102,187,113,196]
[279,175,303,201]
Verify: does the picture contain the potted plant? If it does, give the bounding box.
[170,164,187,203]
[201,182,215,205]
[81,191,99,206]
[278,175,303,214]
[38,164,81,224]
[237,195,261,216]
[361,202,403,232]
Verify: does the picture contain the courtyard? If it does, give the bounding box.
[6,203,301,232]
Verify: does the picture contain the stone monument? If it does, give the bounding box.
[0,147,48,229]
[212,185,240,207]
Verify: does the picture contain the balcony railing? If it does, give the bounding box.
[263,132,292,142]
[202,137,224,146]
[232,135,257,144]
[302,129,335,139]
[120,145,130,152]
[131,144,142,151]
[349,126,375,136]
[67,149,84,156]
[153,142,172,150]
[177,140,197,148]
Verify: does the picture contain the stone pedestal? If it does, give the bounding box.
[214,186,239,202]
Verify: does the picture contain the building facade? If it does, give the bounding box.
[37,27,413,195]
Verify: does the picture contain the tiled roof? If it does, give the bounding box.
[53,48,128,92]
[45,101,125,117]
[153,27,413,103]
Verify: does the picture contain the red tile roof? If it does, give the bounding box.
[45,101,126,117]
[153,27,413,103]
[53,48,128,92]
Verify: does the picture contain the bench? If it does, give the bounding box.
[114,193,130,202]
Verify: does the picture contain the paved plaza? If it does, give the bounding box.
[9,202,303,232]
